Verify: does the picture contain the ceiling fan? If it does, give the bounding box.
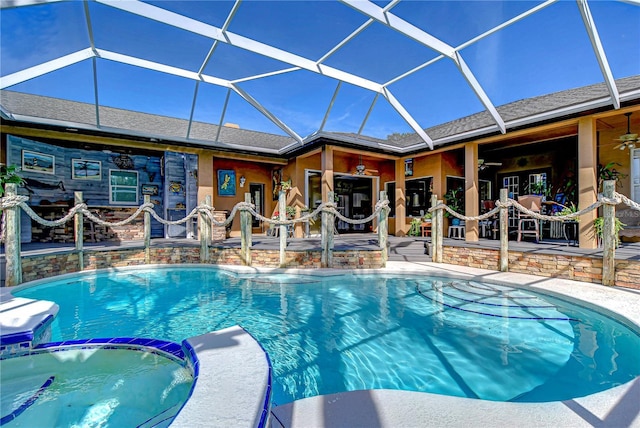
[354,155,378,176]
[613,112,639,151]
[478,159,502,171]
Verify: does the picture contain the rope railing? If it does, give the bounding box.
[0,186,392,283]
[427,191,633,225]
[1,189,635,244]
[423,181,635,286]
[616,192,640,211]
[2,180,636,287]
[0,195,389,244]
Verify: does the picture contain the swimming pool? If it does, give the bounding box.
[0,342,193,427]
[12,265,640,406]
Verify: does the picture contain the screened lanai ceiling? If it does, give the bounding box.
[1,0,640,154]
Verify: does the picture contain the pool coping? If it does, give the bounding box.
[172,326,272,428]
[2,262,639,427]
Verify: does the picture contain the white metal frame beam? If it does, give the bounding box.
[1,0,637,153]
[0,0,63,9]
[342,0,506,136]
[576,0,620,109]
[94,0,437,146]
[0,48,94,89]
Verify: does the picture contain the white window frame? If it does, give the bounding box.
[632,148,640,203]
[109,169,138,205]
[503,175,520,228]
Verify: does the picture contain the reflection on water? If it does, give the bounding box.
[15,268,640,405]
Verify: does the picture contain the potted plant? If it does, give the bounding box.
[593,216,625,247]
[555,202,579,220]
[408,218,422,236]
[0,164,25,198]
[443,188,464,224]
[527,181,551,200]
[598,162,627,191]
[408,213,432,237]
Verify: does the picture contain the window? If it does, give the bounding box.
[503,175,519,228]
[385,182,396,217]
[632,149,640,202]
[527,173,548,195]
[406,177,432,217]
[109,170,138,204]
[385,178,432,218]
[479,179,491,201]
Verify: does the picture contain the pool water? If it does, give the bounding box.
[14,266,640,405]
[0,347,193,427]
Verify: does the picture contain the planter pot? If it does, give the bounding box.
[451,218,460,226]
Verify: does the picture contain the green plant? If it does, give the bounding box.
[527,180,551,197]
[555,202,579,221]
[407,218,423,236]
[443,188,463,217]
[281,179,292,191]
[598,162,627,190]
[0,164,25,198]
[285,205,296,219]
[593,216,625,247]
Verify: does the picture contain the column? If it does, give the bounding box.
[197,153,214,209]
[465,143,479,241]
[321,146,334,203]
[395,158,406,236]
[578,118,598,249]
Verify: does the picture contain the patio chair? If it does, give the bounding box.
[420,221,432,237]
[517,195,542,242]
[480,200,499,239]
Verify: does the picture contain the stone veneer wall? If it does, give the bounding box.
[17,245,638,289]
[19,247,384,283]
[81,209,227,242]
[100,208,145,241]
[443,246,640,289]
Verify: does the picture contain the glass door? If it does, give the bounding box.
[305,170,322,236]
[249,183,264,230]
[503,175,519,229]
[632,148,640,202]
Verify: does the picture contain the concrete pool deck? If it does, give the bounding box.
[264,261,640,428]
[1,261,639,427]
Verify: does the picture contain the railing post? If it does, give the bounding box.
[279,189,287,267]
[143,195,151,264]
[378,190,388,266]
[241,193,252,266]
[74,191,84,271]
[602,180,616,286]
[200,195,211,263]
[430,195,438,262]
[434,198,444,263]
[321,191,335,268]
[499,188,509,272]
[4,183,22,286]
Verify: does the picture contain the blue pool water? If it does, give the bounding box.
[0,346,193,427]
[13,266,640,405]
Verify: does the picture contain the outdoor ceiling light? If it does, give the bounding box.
[613,112,640,151]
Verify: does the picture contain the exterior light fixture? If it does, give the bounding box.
[240,176,246,187]
[613,112,639,151]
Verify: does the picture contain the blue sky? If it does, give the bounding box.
[1,1,639,141]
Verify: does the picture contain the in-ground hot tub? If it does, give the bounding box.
[0,339,194,427]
